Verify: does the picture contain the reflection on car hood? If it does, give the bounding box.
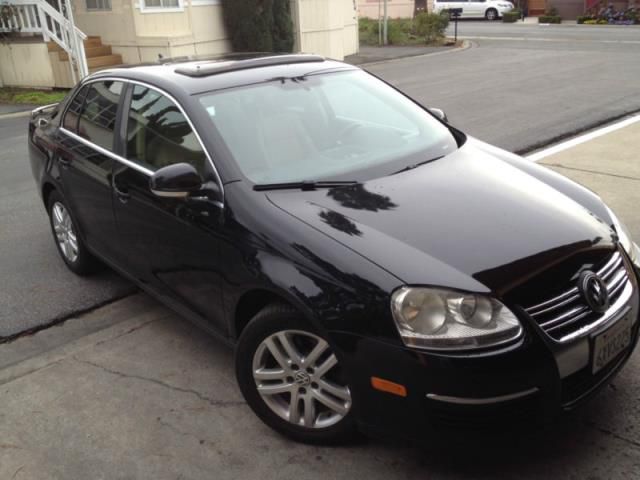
[265,143,615,295]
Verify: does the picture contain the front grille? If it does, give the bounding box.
[524,251,631,342]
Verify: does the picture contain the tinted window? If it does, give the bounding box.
[78,81,123,151]
[125,85,207,174]
[62,85,89,133]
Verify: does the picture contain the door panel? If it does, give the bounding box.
[113,83,227,335]
[57,81,124,261]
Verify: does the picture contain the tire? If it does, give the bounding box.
[47,190,99,275]
[485,8,499,20]
[235,303,358,444]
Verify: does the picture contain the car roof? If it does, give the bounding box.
[87,53,357,98]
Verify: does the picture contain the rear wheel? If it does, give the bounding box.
[485,8,499,20]
[235,304,357,444]
[47,191,99,275]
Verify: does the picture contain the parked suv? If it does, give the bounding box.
[29,54,640,444]
[433,0,515,20]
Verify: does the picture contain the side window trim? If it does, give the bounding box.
[59,76,224,206]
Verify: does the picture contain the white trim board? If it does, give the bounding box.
[526,114,640,162]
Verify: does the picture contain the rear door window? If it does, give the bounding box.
[77,80,124,151]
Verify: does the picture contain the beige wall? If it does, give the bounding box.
[358,0,414,18]
[0,42,56,88]
[293,0,358,60]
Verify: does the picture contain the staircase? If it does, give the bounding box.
[48,36,123,74]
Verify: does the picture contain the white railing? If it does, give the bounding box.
[0,0,88,83]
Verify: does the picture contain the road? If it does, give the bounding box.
[367,22,640,153]
[0,116,134,338]
[1,23,640,336]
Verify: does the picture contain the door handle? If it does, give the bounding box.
[113,183,131,203]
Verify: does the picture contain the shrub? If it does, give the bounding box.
[271,0,294,52]
[502,9,521,22]
[538,15,562,23]
[221,0,294,52]
[576,15,589,24]
[414,12,449,44]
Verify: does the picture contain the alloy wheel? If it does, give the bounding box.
[52,202,79,263]
[252,329,352,429]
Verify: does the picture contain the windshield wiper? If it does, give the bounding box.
[392,156,444,175]
[253,180,358,191]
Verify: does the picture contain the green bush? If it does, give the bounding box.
[502,9,521,22]
[538,15,562,23]
[576,15,588,24]
[221,0,294,52]
[271,0,294,52]
[414,12,449,44]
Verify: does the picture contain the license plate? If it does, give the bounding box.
[592,314,632,374]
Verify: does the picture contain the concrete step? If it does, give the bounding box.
[59,45,112,61]
[47,35,102,52]
[87,53,123,69]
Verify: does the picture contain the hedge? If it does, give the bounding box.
[538,15,562,23]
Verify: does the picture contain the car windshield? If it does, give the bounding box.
[197,69,459,184]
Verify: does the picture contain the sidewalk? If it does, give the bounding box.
[1,121,640,479]
[0,103,37,117]
[345,44,456,65]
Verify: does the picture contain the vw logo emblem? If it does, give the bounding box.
[294,371,311,386]
[578,271,609,313]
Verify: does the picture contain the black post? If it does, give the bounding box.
[449,8,462,43]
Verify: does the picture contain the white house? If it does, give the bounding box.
[0,0,359,88]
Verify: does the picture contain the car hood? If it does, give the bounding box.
[265,143,615,295]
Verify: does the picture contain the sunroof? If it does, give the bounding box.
[174,54,325,77]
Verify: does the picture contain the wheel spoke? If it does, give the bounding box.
[264,337,290,371]
[67,232,78,253]
[314,353,337,378]
[288,389,301,424]
[254,367,287,381]
[256,381,293,395]
[318,379,351,402]
[53,204,64,224]
[303,394,316,427]
[312,389,349,415]
[303,338,328,367]
[276,332,303,365]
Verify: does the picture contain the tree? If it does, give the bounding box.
[221,0,294,53]
[272,0,294,52]
[221,0,274,52]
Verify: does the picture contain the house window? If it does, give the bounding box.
[142,0,180,8]
[85,0,111,10]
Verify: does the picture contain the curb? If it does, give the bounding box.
[517,108,640,157]
[354,40,473,68]
[0,109,33,120]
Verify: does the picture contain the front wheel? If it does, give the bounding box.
[485,8,499,20]
[235,304,357,444]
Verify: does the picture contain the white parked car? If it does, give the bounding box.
[433,0,515,20]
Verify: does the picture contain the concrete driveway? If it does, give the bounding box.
[1,119,639,479]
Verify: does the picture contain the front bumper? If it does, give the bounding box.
[330,270,640,439]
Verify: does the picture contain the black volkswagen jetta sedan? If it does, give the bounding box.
[29,54,640,443]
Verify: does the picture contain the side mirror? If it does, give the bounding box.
[149,163,203,198]
[429,107,448,123]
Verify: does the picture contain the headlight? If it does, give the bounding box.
[606,206,639,265]
[391,287,522,351]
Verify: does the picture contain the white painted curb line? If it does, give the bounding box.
[526,114,640,162]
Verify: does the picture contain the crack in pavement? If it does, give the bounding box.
[73,356,246,409]
[543,163,640,182]
[93,317,160,347]
[0,360,63,387]
[584,420,640,449]
[156,417,217,449]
